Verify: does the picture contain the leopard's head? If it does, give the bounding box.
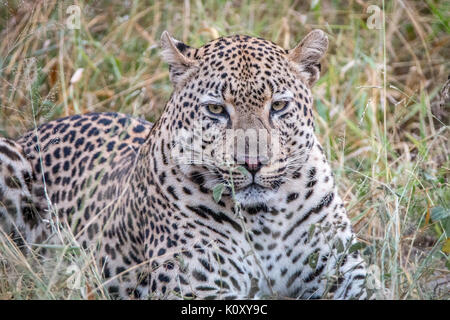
[159,30,328,207]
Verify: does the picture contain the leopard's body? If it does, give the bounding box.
[0,30,367,299]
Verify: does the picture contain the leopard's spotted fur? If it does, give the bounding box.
[0,30,367,299]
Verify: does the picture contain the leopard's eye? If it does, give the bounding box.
[207,104,225,114]
[271,101,288,112]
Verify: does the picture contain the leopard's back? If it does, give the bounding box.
[17,112,152,245]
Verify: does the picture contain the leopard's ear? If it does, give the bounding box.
[160,31,197,87]
[288,29,328,87]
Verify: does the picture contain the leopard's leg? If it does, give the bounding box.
[329,236,368,300]
[305,206,368,300]
[306,214,368,300]
[285,226,368,300]
[278,142,368,300]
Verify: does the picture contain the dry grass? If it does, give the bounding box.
[0,0,449,299]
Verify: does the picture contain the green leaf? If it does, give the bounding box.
[334,238,345,254]
[431,207,450,236]
[423,172,437,182]
[308,224,316,242]
[213,183,225,202]
[316,100,328,121]
[349,242,367,254]
[431,206,450,222]
[108,56,122,80]
[308,251,319,269]
[236,166,249,176]
[442,238,450,254]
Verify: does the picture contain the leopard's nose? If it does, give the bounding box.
[244,157,262,174]
[235,156,263,175]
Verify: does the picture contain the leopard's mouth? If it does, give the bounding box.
[234,183,276,207]
[239,182,267,192]
[205,167,282,206]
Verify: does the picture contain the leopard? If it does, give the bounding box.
[0,29,367,299]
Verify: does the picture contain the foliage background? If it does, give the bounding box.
[0,0,448,299]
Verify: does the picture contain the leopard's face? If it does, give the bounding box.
[161,31,328,207]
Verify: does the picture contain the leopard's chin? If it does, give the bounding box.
[234,183,276,208]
